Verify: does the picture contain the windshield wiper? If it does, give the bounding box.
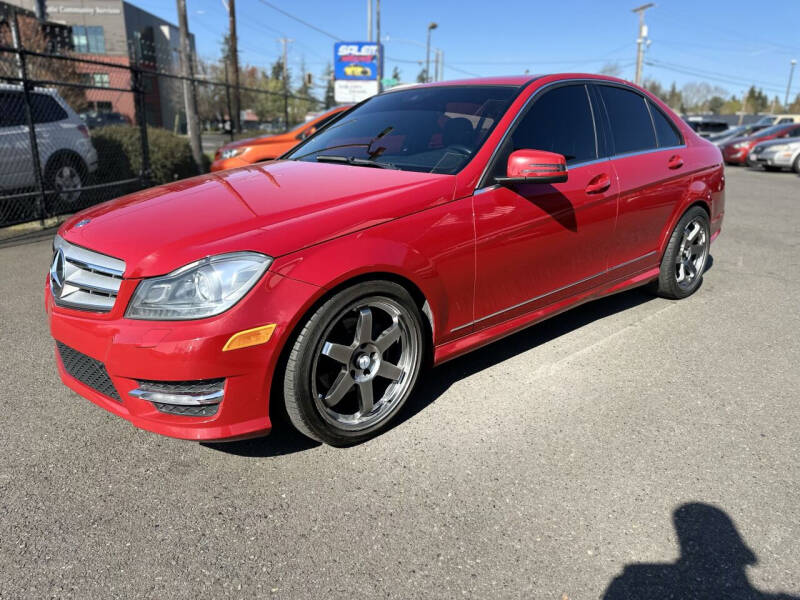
[316,155,397,169]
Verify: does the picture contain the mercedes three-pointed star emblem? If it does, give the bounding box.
[50,248,65,297]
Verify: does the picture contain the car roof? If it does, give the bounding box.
[385,73,646,92]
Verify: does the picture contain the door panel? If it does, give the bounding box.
[472,161,618,330]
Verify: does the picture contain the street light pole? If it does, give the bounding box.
[632,3,654,86]
[785,59,797,108]
[425,22,437,83]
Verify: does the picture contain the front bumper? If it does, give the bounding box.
[748,151,793,168]
[723,147,750,164]
[46,271,320,441]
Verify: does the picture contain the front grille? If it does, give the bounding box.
[56,342,120,401]
[51,236,125,313]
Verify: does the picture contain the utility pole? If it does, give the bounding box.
[367,0,372,41]
[785,59,797,108]
[425,22,437,83]
[632,3,654,86]
[376,0,382,91]
[279,37,292,129]
[227,0,241,133]
[176,0,203,173]
[433,49,440,82]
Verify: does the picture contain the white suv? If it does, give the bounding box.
[0,84,98,207]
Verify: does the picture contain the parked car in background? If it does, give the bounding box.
[754,114,800,126]
[47,74,724,446]
[707,123,769,147]
[79,111,131,129]
[748,137,800,173]
[721,123,800,165]
[684,116,730,138]
[211,105,350,171]
[0,84,97,206]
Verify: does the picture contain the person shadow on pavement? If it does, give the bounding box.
[603,503,799,600]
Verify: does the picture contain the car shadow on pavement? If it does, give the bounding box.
[208,256,717,457]
[602,502,799,600]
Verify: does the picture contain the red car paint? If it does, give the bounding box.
[47,74,725,441]
[721,122,800,165]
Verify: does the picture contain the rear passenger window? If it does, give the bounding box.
[648,100,682,147]
[598,85,657,155]
[510,84,597,165]
[0,92,26,126]
[31,94,68,124]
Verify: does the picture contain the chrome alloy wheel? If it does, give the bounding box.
[53,165,83,204]
[311,297,419,431]
[675,217,708,289]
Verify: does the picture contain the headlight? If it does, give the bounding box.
[766,144,788,152]
[220,147,248,159]
[732,142,747,149]
[126,252,272,320]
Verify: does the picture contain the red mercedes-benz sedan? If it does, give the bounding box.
[721,122,800,165]
[46,75,725,446]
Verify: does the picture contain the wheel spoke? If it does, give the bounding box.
[677,262,686,282]
[355,307,373,344]
[377,360,404,381]
[321,341,351,365]
[374,322,401,352]
[357,380,374,414]
[685,261,698,279]
[323,370,354,407]
[686,222,700,242]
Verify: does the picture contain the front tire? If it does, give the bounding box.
[651,206,710,300]
[793,155,800,175]
[283,281,425,446]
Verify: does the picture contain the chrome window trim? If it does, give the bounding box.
[450,250,658,332]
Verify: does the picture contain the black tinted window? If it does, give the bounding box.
[0,92,26,126]
[31,94,68,123]
[648,100,682,147]
[511,84,597,165]
[598,85,657,154]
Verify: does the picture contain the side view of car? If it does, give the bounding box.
[748,137,800,173]
[707,123,769,147]
[754,114,800,126]
[211,106,350,172]
[47,74,724,446]
[721,122,800,165]
[0,84,97,207]
[79,111,132,129]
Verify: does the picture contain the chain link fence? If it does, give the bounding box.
[0,5,321,236]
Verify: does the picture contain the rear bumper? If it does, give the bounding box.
[46,271,321,441]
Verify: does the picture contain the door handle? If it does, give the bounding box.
[585,173,611,194]
[668,155,684,169]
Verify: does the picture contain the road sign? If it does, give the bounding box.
[381,77,398,88]
[334,42,382,81]
[334,80,379,103]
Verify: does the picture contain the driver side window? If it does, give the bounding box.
[490,84,598,181]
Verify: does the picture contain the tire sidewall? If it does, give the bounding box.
[657,206,710,299]
[45,153,86,208]
[284,281,425,446]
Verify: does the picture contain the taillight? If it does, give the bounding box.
[77,124,90,138]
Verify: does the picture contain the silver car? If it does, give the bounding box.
[748,137,800,173]
[0,84,98,205]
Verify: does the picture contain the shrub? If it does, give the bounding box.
[90,126,207,186]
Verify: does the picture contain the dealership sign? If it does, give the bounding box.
[334,41,382,103]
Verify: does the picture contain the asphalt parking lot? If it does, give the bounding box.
[1,166,798,599]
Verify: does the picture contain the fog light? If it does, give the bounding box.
[223,324,276,351]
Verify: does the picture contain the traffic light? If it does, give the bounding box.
[305,72,313,87]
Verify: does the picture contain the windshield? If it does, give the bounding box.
[748,124,789,138]
[285,85,519,174]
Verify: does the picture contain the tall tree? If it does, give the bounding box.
[323,63,335,108]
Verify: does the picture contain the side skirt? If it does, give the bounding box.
[432,266,660,365]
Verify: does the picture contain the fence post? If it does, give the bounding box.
[11,8,47,226]
[131,62,151,188]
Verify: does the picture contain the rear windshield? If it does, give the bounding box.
[286,85,519,174]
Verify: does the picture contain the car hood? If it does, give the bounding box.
[753,136,800,150]
[60,160,456,278]
[222,133,294,150]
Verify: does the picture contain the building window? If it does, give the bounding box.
[72,26,105,54]
[93,73,110,87]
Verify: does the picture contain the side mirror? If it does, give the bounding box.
[495,149,568,185]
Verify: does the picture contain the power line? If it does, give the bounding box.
[255,0,341,41]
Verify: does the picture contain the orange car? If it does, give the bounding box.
[210,106,350,171]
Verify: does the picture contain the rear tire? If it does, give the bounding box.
[651,206,710,300]
[793,156,800,175]
[283,281,425,446]
[44,153,86,213]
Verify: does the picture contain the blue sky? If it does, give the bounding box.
[134,0,799,101]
